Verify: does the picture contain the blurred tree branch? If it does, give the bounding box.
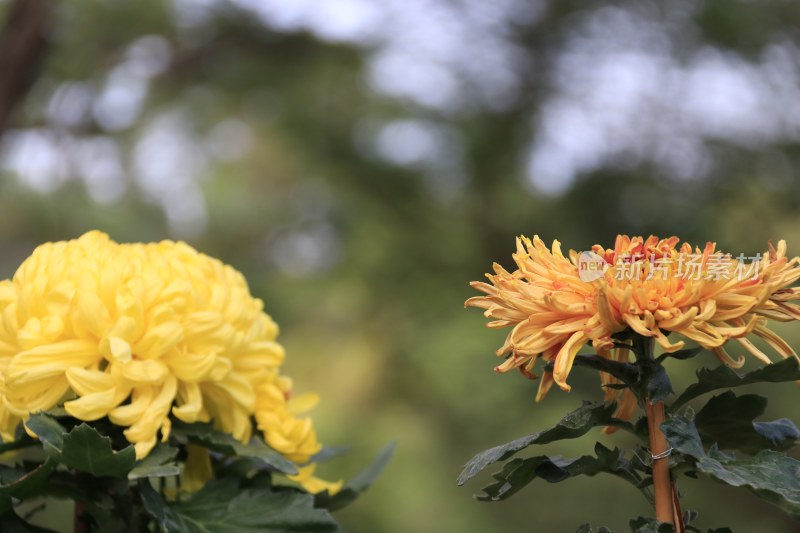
[0,0,50,136]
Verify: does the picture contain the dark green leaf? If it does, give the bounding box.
[129,444,181,480]
[661,411,704,457]
[656,347,703,363]
[0,458,57,500]
[41,473,129,532]
[58,424,136,478]
[694,391,799,454]
[315,442,394,512]
[172,422,298,475]
[638,359,673,403]
[670,358,800,412]
[308,446,351,464]
[475,442,645,502]
[569,354,639,386]
[663,413,800,518]
[42,407,68,418]
[139,481,184,532]
[140,478,338,532]
[28,415,136,478]
[130,463,181,480]
[215,456,265,480]
[628,516,675,533]
[0,505,57,533]
[0,435,37,454]
[549,350,676,403]
[458,402,633,485]
[24,414,67,458]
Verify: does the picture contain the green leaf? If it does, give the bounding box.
[0,435,37,454]
[694,391,799,454]
[639,360,673,403]
[214,456,266,481]
[59,424,136,478]
[24,414,67,458]
[569,354,639,386]
[663,413,800,518]
[308,446,351,464]
[475,442,646,502]
[28,416,136,478]
[680,508,702,532]
[628,516,674,533]
[129,444,181,480]
[564,352,675,403]
[42,407,68,418]
[139,480,184,532]
[41,473,129,532]
[458,402,633,485]
[172,421,298,475]
[315,442,394,512]
[670,358,800,412]
[0,458,57,500]
[140,478,339,532]
[0,506,57,533]
[656,346,703,363]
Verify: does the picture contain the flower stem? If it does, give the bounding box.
[632,333,682,530]
[644,399,674,526]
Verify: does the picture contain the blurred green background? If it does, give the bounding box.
[0,0,799,531]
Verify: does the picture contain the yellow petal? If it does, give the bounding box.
[172,381,203,423]
[117,359,169,384]
[109,386,155,426]
[180,444,212,492]
[100,336,132,363]
[552,332,588,392]
[64,388,119,421]
[133,321,183,359]
[5,340,99,386]
[65,367,115,395]
[287,394,319,415]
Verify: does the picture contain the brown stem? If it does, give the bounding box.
[672,478,684,531]
[645,400,680,529]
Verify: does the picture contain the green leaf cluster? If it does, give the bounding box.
[0,414,392,531]
[461,351,800,531]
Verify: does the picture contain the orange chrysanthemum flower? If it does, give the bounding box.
[467,235,800,417]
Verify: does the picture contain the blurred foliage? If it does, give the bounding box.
[1,0,800,531]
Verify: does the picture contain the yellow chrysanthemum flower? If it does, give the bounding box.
[0,231,338,494]
[289,464,344,495]
[180,444,213,493]
[467,235,800,417]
